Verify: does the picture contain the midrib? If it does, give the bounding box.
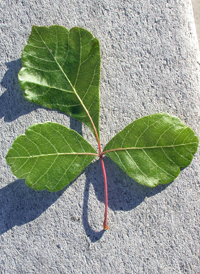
[34,27,98,138]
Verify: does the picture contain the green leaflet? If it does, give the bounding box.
[6,123,97,191]
[18,25,100,139]
[103,113,199,187]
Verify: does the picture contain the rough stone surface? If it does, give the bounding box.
[192,0,200,49]
[0,1,199,273]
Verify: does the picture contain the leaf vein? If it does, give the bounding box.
[52,155,78,190]
[155,124,175,146]
[32,155,58,187]
[172,147,190,161]
[126,150,147,178]
[24,52,55,63]
[30,129,58,153]
[161,147,178,166]
[135,117,163,147]
[48,123,74,152]
[74,28,81,88]
[142,149,174,178]
[15,142,30,156]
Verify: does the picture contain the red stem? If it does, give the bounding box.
[92,120,109,230]
[100,154,109,230]
[79,95,108,229]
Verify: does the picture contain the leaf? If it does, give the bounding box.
[103,113,199,187]
[6,123,97,191]
[5,25,199,230]
[18,25,101,138]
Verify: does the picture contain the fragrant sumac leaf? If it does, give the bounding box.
[6,25,199,230]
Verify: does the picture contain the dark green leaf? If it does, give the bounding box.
[18,25,101,138]
[103,113,199,187]
[6,123,97,191]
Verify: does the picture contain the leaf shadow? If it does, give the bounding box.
[0,179,66,235]
[82,163,105,242]
[0,59,39,121]
[0,59,83,137]
[70,118,83,136]
[83,157,169,242]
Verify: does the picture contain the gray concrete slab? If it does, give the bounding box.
[0,0,200,273]
[192,0,200,49]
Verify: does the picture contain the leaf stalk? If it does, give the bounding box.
[99,154,109,230]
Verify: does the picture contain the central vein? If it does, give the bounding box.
[9,152,99,159]
[34,27,100,145]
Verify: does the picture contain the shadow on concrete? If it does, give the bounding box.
[0,158,170,240]
[82,157,169,242]
[0,60,38,122]
[1,59,83,135]
[0,179,66,235]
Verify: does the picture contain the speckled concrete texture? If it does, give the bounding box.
[0,1,200,273]
[192,0,200,48]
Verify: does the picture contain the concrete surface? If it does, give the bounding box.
[0,1,200,273]
[192,0,200,49]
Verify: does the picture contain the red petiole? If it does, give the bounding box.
[98,145,109,231]
[79,82,109,230]
[99,154,109,230]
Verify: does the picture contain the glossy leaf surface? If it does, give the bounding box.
[6,123,97,191]
[18,25,101,138]
[103,113,199,187]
